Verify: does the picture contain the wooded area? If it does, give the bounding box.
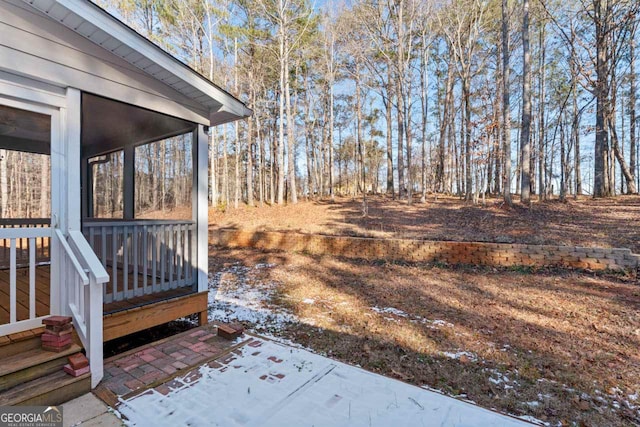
[2,0,640,219]
[97,0,638,208]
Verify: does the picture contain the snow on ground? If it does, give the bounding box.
[207,263,297,333]
[119,338,532,427]
[203,263,554,425]
[369,306,455,330]
[371,306,409,317]
[441,350,479,363]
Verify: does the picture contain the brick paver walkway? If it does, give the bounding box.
[96,323,243,401]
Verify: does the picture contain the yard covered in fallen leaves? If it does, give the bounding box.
[208,247,640,427]
[209,194,640,252]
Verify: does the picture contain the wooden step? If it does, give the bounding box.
[0,327,45,359]
[0,344,81,392]
[0,369,90,406]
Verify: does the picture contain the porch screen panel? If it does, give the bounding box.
[89,151,124,218]
[0,104,51,327]
[134,133,193,220]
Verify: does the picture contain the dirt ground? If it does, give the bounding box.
[209,247,640,426]
[209,195,640,253]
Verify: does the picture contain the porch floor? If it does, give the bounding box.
[0,266,195,326]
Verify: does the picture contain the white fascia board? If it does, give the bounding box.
[210,104,253,126]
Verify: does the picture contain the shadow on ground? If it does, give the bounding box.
[207,246,640,427]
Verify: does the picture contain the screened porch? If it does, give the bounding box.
[0,92,205,331]
[80,93,201,311]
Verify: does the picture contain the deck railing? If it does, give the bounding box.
[0,223,108,387]
[60,229,109,388]
[0,227,52,336]
[0,218,50,268]
[82,220,197,303]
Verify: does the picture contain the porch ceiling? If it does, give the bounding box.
[81,93,196,157]
[0,105,50,155]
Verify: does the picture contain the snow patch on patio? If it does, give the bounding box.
[119,338,532,427]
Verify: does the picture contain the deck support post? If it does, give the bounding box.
[194,126,209,296]
[123,144,135,220]
[198,310,208,326]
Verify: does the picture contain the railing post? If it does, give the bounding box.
[88,275,103,388]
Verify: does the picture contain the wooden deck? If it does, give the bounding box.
[0,265,50,325]
[0,265,199,334]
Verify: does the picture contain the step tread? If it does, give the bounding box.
[0,327,47,358]
[0,344,82,377]
[0,369,90,406]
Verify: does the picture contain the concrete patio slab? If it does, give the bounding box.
[118,337,535,427]
[61,393,123,426]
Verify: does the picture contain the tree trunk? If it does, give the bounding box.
[256,113,265,206]
[538,23,546,201]
[560,120,567,201]
[396,77,405,196]
[270,122,276,205]
[210,129,218,207]
[421,41,429,203]
[285,54,297,204]
[438,58,454,194]
[630,23,637,192]
[234,121,240,209]
[520,0,532,205]
[305,94,313,197]
[406,101,413,203]
[385,74,394,196]
[571,37,582,197]
[355,63,365,201]
[277,10,286,205]
[463,76,472,201]
[593,0,612,197]
[247,115,254,206]
[161,141,166,211]
[223,126,229,204]
[328,36,335,200]
[609,116,638,193]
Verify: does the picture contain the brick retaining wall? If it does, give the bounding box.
[210,229,640,272]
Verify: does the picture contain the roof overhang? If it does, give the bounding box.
[22,0,252,126]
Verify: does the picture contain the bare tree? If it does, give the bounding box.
[520,0,532,205]
[501,0,512,205]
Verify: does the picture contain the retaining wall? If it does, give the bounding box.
[210,229,640,272]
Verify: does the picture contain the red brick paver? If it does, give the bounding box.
[99,323,244,398]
